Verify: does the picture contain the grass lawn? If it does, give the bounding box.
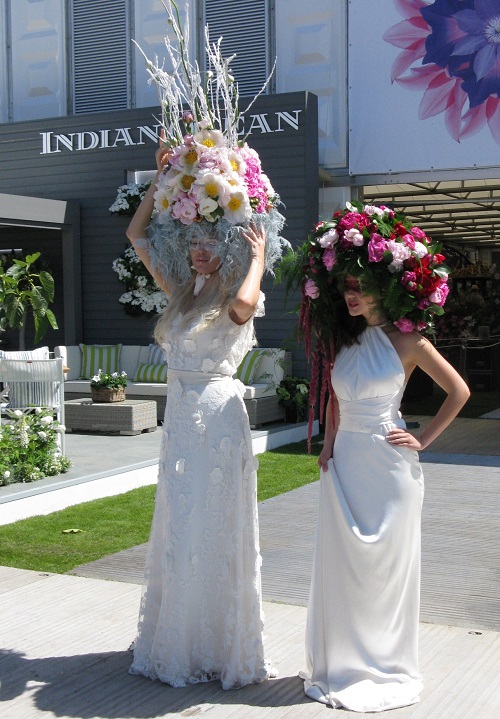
[0,436,323,575]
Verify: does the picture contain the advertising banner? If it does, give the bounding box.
[349,0,500,178]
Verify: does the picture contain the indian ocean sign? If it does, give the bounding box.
[348,0,500,178]
[39,110,302,155]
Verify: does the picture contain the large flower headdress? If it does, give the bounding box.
[280,200,450,447]
[135,0,287,288]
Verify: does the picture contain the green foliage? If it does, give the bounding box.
[276,376,310,421]
[0,407,71,485]
[0,252,58,344]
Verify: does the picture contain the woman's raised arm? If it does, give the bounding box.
[229,223,266,325]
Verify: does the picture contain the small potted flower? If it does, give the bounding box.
[90,369,128,403]
[277,375,310,423]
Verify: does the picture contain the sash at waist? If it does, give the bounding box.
[167,368,245,396]
[167,368,231,383]
[337,393,406,435]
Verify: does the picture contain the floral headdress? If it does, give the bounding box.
[280,200,450,448]
[135,0,287,288]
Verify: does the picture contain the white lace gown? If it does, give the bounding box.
[129,299,270,690]
[301,326,425,712]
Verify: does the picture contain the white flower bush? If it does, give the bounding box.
[109,182,152,216]
[0,408,72,485]
[112,246,168,315]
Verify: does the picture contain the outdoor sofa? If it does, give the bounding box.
[54,344,288,427]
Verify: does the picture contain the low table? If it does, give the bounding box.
[65,398,157,435]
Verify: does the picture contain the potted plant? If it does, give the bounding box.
[277,375,310,423]
[90,369,128,403]
[0,251,58,350]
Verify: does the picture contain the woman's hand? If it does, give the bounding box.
[386,428,423,451]
[242,222,266,264]
[317,445,333,472]
[155,131,173,174]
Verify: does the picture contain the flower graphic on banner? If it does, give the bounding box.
[384,0,500,144]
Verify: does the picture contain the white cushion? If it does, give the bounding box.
[0,346,49,360]
[241,382,276,400]
[64,379,167,397]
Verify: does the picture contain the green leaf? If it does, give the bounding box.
[6,263,26,278]
[39,271,55,301]
[33,314,49,344]
[24,252,41,265]
[4,295,25,328]
[45,308,58,330]
[28,286,48,314]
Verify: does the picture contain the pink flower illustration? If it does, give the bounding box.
[384,0,500,144]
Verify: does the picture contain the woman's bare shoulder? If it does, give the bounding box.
[384,326,433,359]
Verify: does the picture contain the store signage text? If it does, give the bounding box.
[39,110,302,155]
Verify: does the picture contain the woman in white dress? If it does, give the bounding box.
[122,6,286,688]
[295,205,470,712]
[125,140,281,690]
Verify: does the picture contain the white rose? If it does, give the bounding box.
[318,229,339,248]
[387,240,411,271]
[413,241,428,258]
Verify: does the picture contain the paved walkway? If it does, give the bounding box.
[1,414,499,718]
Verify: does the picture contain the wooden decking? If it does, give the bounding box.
[1,566,499,719]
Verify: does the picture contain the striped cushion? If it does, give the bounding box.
[79,344,122,379]
[147,343,167,365]
[134,362,168,383]
[235,349,267,385]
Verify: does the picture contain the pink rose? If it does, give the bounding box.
[304,278,320,299]
[318,228,339,248]
[171,196,198,225]
[322,248,337,271]
[345,228,364,246]
[387,240,411,271]
[402,233,415,250]
[410,226,427,241]
[367,233,387,262]
[418,298,430,309]
[417,321,428,332]
[428,284,449,306]
[394,318,414,333]
[402,271,417,291]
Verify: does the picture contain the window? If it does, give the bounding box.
[204,0,271,99]
[72,0,129,114]
[9,0,67,121]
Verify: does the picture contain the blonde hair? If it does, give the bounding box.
[154,270,238,344]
